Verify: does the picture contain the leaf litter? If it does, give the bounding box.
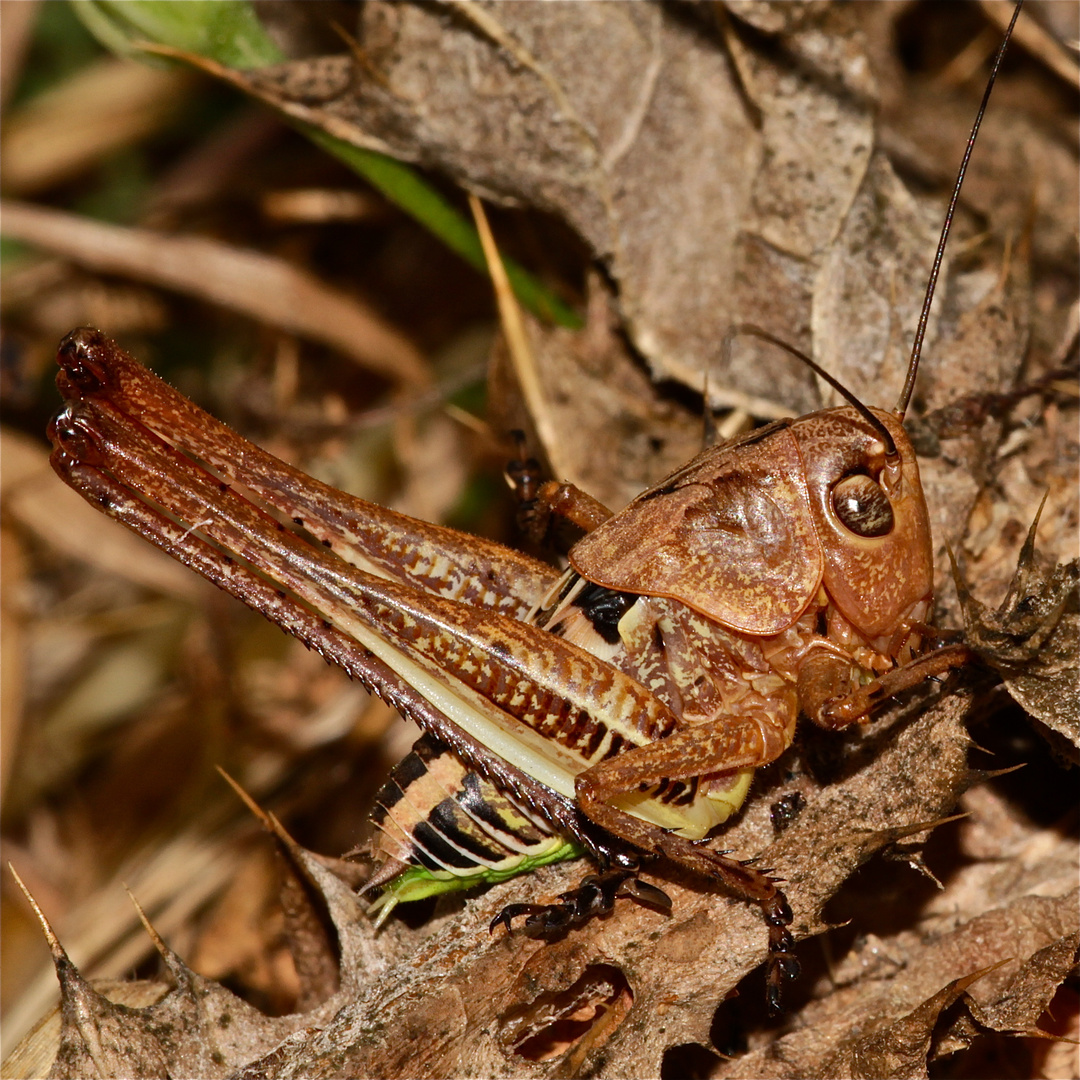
[1,3,1076,1078]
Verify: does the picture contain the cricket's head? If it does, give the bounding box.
[789,405,932,648]
[696,0,1023,651]
[568,398,933,654]
[699,324,936,646]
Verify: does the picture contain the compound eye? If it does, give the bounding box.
[831,474,894,537]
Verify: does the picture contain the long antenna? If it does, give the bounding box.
[895,0,1024,418]
[725,324,899,458]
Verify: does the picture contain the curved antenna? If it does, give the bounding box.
[723,324,898,459]
[896,1,1024,418]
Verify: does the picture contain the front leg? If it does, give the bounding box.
[799,643,973,730]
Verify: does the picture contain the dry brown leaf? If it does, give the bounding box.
[3,3,1077,1078]
[957,508,1080,762]
[2,429,204,600]
[0,57,197,195]
[719,891,1079,1078]
[1,979,170,1080]
[210,3,1069,411]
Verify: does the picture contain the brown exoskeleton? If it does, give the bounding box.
[46,5,1021,1015]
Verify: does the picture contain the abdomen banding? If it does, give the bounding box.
[365,735,581,919]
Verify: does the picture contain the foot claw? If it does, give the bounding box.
[490,903,548,934]
[616,877,672,912]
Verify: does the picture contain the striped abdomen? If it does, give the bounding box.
[363,734,580,920]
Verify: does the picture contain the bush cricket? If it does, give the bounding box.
[47,2,1024,1016]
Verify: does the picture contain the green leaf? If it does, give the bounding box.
[70,0,282,68]
[304,129,582,328]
